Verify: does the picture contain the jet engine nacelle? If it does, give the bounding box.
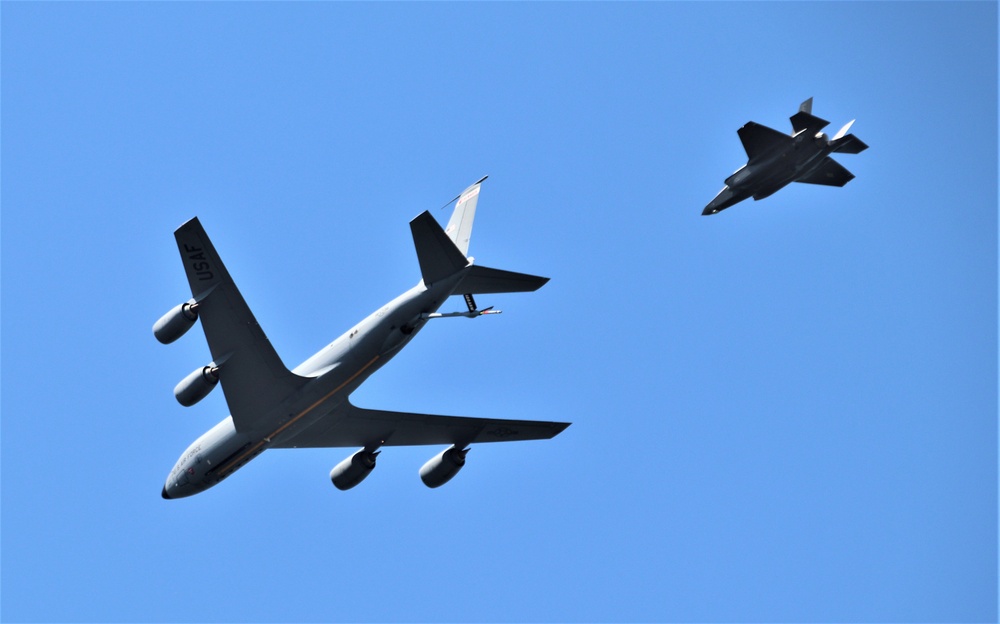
[153,302,199,344]
[419,446,469,488]
[174,365,219,407]
[330,449,379,491]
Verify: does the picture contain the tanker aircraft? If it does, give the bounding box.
[703,98,868,215]
[155,178,569,498]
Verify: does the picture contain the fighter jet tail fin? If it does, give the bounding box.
[790,97,830,134]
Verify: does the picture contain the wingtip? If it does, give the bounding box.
[552,421,572,436]
[175,216,203,235]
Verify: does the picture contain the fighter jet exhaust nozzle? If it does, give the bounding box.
[153,301,199,344]
[174,365,220,407]
[419,446,469,488]
[330,449,380,491]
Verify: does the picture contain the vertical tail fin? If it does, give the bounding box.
[832,119,855,140]
[409,176,488,286]
[410,178,549,294]
[444,176,486,256]
[790,97,830,134]
[830,121,868,154]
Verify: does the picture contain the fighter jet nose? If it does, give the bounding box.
[161,485,172,500]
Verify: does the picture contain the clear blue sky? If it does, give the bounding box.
[2,2,996,622]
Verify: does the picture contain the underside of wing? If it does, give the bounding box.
[737,122,791,162]
[272,400,570,449]
[174,218,311,432]
[795,158,855,187]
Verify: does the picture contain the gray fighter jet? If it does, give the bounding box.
[703,98,868,215]
[154,178,569,498]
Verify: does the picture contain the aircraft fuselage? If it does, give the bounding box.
[704,130,833,215]
[162,275,459,499]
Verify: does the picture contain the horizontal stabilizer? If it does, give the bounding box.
[410,211,468,286]
[830,134,868,154]
[455,265,549,295]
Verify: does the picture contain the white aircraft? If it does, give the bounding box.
[155,178,569,498]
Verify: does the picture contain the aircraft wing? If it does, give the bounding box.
[271,399,570,449]
[737,122,791,162]
[795,157,855,187]
[173,218,310,432]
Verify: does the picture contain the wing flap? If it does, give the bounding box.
[174,218,310,432]
[272,400,570,449]
[737,122,791,162]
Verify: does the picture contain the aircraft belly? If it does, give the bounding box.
[752,180,790,200]
[253,349,388,450]
[269,403,344,448]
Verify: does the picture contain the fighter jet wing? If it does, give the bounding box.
[795,157,855,187]
[174,218,310,432]
[272,399,570,449]
[737,122,791,163]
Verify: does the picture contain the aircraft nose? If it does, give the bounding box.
[161,485,172,500]
[704,186,738,215]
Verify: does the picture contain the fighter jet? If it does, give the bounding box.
[154,178,569,498]
[703,98,868,215]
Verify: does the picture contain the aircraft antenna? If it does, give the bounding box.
[438,175,488,209]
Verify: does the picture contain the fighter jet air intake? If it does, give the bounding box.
[154,178,569,498]
[704,98,868,215]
